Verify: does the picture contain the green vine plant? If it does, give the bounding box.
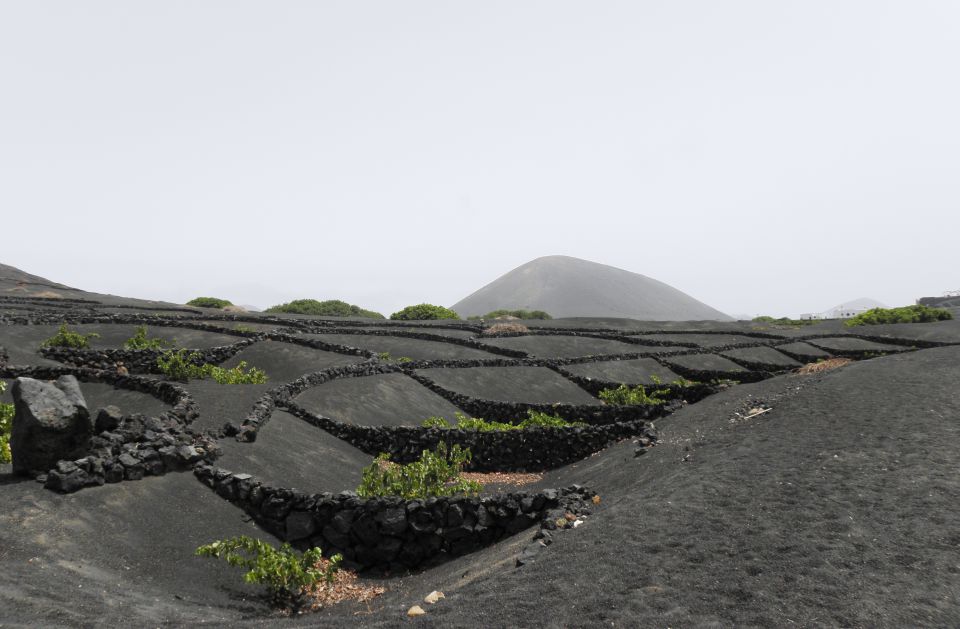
[196,536,341,605]
[598,383,669,406]
[376,352,413,363]
[40,324,100,349]
[0,381,13,464]
[122,325,172,350]
[357,443,481,499]
[157,349,268,384]
[422,410,586,431]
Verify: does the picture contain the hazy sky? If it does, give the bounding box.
[2,2,958,318]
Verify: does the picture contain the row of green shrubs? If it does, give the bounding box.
[753,305,953,327]
[190,296,566,321]
[266,299,385,319]
[752,316,819,327]
[422,410,585,431]
[845,305,953,326]
[156,350,268,384]
[40,324,169,350]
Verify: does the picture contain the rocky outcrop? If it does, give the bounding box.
[10,375,91,475]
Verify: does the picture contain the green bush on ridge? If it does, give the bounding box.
[598,383,668,406]
[187,297,233,309]
[844,305,953,327]
[390,304,460,321]
[40,324,100,349]
[123,325,172,350]
[357,443,481,499]
[265,299,385,319]
[376,352,412,363]
[422,410,586,431]
[0,382,13,464]
[752,316,819,327]
[157,349,268,384]
[196,536,341,603]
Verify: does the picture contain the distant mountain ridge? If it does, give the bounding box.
[0,262,188,309]
[452,256,732,321]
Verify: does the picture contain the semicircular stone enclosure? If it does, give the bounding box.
[0,296,946,577]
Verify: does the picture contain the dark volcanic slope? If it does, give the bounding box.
[370,346,960,628]
[417,365,601,405]
[0,262,193,309]
[2,272,960,627]
[452,255,732,321]
[294,372,465,426]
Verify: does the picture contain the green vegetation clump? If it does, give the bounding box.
[357,443,481,499]
[468,309,552,320]
[422,410,586,431]
[752,316,819,327]
[844,305,953,327]
[40,324,100,349]
[187,297,233,309]
[123,325,172,350]
[599,383,668,406]
[265,299,384,319]
[389,304,460,321]
[376,352,412,363]
[196,536,341,602]
[157,350,267,384]
[0,382,13,464]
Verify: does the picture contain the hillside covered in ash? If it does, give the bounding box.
[1,266,959,627]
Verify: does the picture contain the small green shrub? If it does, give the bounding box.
[157,350,267,384]
[389,304,460,321]
[752,315,819,327]
[187,297,233,309]
[157,349,206,380]
[598,384,668,406]
[196,536,341,602]
[40,324,100,349]
[421,416,451,428]
[123,325,172,350]
[377,352,413,363]
[357,443,481,499]
[421,410,585,431]
[0,382,12,464]
[468,309,552,320]
[650,374,696,388]
[265,299,384,319]
[209,361,268,384]
[845,305,953,327]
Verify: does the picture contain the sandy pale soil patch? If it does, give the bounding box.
[795,357,853,374]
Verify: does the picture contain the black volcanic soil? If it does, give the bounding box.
[326,346,960,628]
[416,365,601,405]
[294,372,465,426]
[560,357,683,385]
[2,283,960,628]
[305,333,497,361]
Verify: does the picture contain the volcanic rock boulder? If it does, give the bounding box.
[10,375,92,475]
